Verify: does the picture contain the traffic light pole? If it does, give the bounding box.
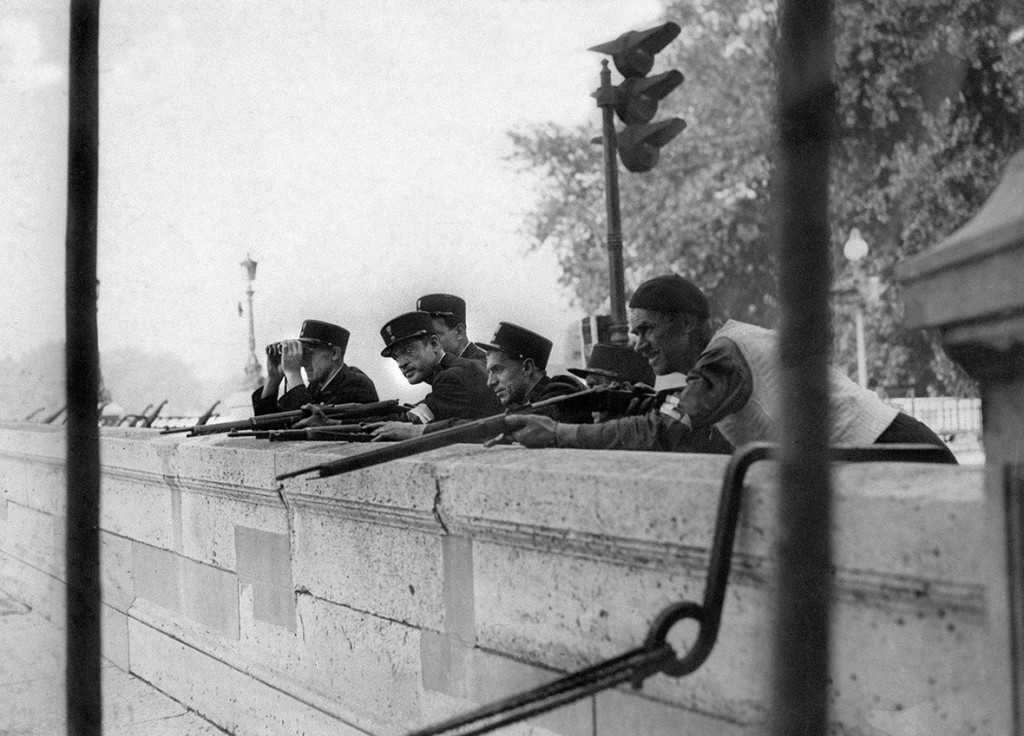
[595,60,630,346]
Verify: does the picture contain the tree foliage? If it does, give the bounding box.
[509,0,1024,395]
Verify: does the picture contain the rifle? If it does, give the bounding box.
[43,405,67,424]
[140,399,168,428]
[161,399,408,436]
[229,426,376,442]
[276,385,643,481]
[195,400,221,426]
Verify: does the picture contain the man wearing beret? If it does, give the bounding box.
[252,319,378,415]
[416,293,488,365]
[476,322,591,425]
[506,274,956,462]
[370,311,503,440]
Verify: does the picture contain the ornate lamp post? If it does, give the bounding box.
[843,228,869,388]
[240,253,262,389]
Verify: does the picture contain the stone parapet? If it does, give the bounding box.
[0,423,987,735]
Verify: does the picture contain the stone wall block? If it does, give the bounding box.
[0,457,30,507]
[180,492,287,570]
[25,462,65,516]
[236,526,294,631]
[131,541,181,614]
[439,446,730,546]
[291,511,444,630]
[100,531,135,612]
[2,502,60,576]
[595,689,747,736]
[102,602,130,670]
[128,617,371,736]
[279,446,457,514]
[180,555,240,639]
[175,437,281,492]
[102,478,175,548]
[293,594,422,730]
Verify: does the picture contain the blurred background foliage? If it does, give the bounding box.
[508,0,1024,397]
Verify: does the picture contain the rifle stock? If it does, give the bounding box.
[276,385,643,481]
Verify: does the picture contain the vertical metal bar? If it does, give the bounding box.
[1003,464,1024,734]
[771,0,835,734]
[597,60,629,346]
[65,1,102,734]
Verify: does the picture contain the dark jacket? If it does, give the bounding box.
[515,374,591,424]
[458,342,488,365]
[410,353,503,423]
[252,364,379,415]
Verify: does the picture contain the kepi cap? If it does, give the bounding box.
[628,274,709,319]
[568,343,656,386]
[380,311,436,357]
[416,293,467,325]
[298,320,350,354]
[477,322,553,370]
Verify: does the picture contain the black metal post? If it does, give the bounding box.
[596,60,630,346]
[65,1,102,734]
[771,0,835,734]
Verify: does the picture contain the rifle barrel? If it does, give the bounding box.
[182,400,402,437]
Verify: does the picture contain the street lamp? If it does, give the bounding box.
[843,228,869,388]
[240,253,262,390]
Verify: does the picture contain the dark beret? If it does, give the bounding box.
[628,274,709,319]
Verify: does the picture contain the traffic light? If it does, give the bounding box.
[590,22,686,173]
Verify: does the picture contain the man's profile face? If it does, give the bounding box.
[629,308,694,376]
[485,350,531,406]
[430,316,462,355]
[301,345,336,384]
[391,337,439,385]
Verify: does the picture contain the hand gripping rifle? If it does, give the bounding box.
[276,385,644,481]
[160,400,407,436]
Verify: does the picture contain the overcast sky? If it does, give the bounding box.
[1,0,664,406]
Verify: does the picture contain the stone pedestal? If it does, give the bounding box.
[897,149,1024,735]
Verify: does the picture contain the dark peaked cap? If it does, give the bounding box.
[380,311,436,357]
[416,293,467,325]
[628,274,709,319]
[299,320,349,353]
[477,322,553,370]
[568,343,655,386]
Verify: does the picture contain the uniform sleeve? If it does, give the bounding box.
[423,369,491,421]
[275,384,315,411]
[671,336,752,428]
[251,387,280,416]
[329,372,379,404]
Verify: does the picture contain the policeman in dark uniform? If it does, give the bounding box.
[567,342,657,424]
[416,293,488,365]
[370,311,503,440]
[568,343,656,389]
[252,319,378,415]
[477,322,591,424]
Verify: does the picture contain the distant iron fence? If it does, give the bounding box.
[887,397,981,436]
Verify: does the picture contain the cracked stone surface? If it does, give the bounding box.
[0,591,226,736]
